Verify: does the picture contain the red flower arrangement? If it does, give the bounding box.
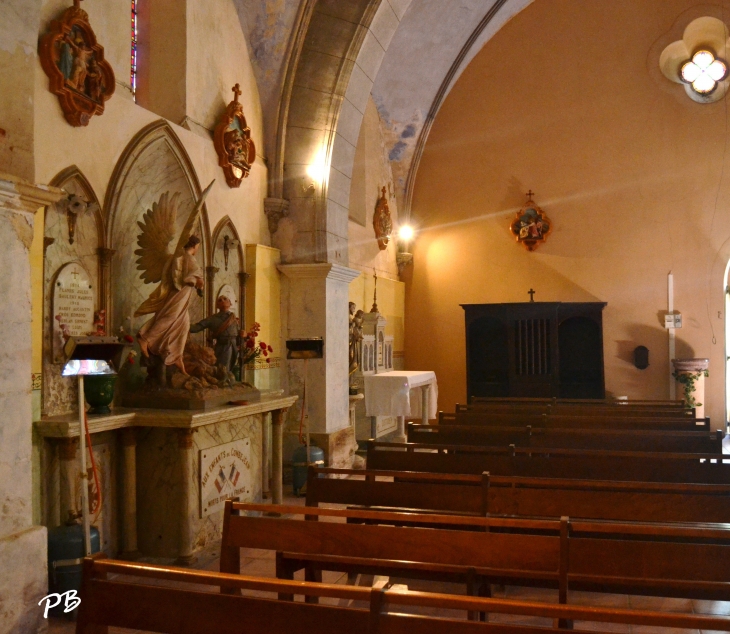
[240,322,273,366]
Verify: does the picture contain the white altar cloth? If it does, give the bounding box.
[363,371,438,420]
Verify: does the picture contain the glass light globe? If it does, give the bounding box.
[398,225,415,242]
[693,73,716,94]
[693,50,715,69]
[708,59,728,81]
[681,61,701,83]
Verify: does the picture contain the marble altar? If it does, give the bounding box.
[35,393,296,562]
[363,370,438,442]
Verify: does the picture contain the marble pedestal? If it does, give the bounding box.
[36,394,296,562]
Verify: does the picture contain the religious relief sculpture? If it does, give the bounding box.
[373,186,393,250]
[214,84,257,188]
[133,182,214,378]
[39,0,115,126]
[510,190,552,252]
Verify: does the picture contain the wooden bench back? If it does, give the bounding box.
[75,556,730,634]
[220,502,560,575]
[222,502,730,602]
[306,467,730,524]
[408,423,725,453]
[366,441,730,483]
[469,396,687,408]
[441,410,710,430]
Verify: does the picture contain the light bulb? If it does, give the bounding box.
[398,225,414,242]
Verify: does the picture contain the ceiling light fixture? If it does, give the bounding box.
[680,49,728,95]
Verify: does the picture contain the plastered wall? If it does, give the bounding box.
[407,0,730,424]
[35,0,268,246]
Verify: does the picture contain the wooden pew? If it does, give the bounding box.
[469,396,687,408]
[461,402,694,416]
[220,501,730,605]
[440,410,710,430]
[75,555,730,634]
[407,422,725,453]
[306,466,730,524]
[366,441,730,483]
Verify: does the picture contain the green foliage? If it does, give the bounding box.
[671,369,709,409]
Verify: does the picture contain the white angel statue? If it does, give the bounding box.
[134,181,214,375]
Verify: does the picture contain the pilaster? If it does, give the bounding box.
[278,263,360,443]
[0,174,63,634]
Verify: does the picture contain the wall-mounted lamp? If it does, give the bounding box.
[222,234,240,271]
[660,16,730,103]
[56,193,99,244]
[396,224,415,273]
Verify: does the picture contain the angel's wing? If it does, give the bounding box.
[134,192,179,284]
[173,180,215,257]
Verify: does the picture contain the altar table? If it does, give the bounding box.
[363,370,438,441]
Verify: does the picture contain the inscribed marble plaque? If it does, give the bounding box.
[52,262,94,362]
[200,438,252,517]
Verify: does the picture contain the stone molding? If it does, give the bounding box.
[0,173,64,215]
[277,262,360,284]
[672,358,709,372]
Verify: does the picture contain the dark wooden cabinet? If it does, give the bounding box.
[462,302,606,400]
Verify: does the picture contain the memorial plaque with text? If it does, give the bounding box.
[200,438,252,517]
[52,263,94,362]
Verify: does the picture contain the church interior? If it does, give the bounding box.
[3,0,730,632]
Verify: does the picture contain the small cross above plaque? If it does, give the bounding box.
[232,83,242,103]
[528,288,535,302]
[526,190,535,201]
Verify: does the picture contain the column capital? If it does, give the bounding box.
[97,247,116,267]
[277,262,360,284]
[0,174,64,216]
[264,197,290,234]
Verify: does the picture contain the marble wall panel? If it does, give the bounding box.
[136,414,262,558]
[212,224,242,318]
[43,179,101,416]
[109,134,209,388]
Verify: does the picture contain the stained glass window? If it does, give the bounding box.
[131,0,138,100]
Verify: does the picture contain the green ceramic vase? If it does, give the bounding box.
[84,375,117,415]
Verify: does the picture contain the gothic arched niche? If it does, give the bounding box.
[105,120,211,343]
[211,216,244,322]
[43,166,104,416]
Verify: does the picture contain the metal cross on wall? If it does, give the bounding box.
[528,288,535,302]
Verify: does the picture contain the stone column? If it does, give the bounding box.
[262,413,270,499]
[271,408,288,504]
[278,264,360,467]
[421,384,431,425]
[393,416,407,443]
[120,428,139,558]
[205,266,219,325]
[176,428,196,565]
[96,247,116,319]
[0,174,63,634]
[672,358,709,419]
[58,437,79,525]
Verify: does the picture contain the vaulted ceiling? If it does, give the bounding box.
[235,0,534,221]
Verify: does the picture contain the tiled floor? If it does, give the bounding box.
[48,440,730,633]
